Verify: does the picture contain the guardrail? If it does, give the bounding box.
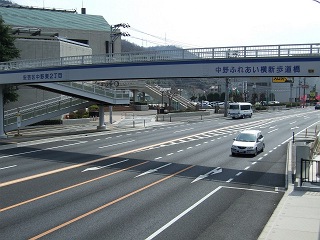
[1,43,320,71]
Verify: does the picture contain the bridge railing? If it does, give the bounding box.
[1,43,320,71]
[55,82,130,99]
[4,96,87,126]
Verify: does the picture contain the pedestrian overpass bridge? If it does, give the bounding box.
[1,43,320,85]
[0,42,319,137]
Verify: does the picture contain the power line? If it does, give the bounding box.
[128,36,170,47]
[128,27,203,48]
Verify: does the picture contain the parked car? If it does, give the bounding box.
[315,102,320,110]
[231,130,265,156]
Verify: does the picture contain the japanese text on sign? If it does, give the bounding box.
[23,72,63,81]
[215,65,300,74]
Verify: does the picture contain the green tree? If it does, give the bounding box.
[0,17,20,104]
[0,17,19,62]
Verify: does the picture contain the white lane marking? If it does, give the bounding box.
[191,167,222,183]
[145,186,223,240]
[291,126,299,130]
[267,128,278,133]
[244,166,250,170]
[174,128,194,133]
[223,185,280,193]
[0,165,17,170]
[177,150,183,153]
[195,144,201,147]
[82,159,129,172]
[187,147,193,149]
[289,121,297,125]
[226,178,233,183]
[167,153,174,156]
[154,157,162,160]
[93,139,100,142]
[258,157,263,161]
[135,163,172,178]
[98,140,135,148]
[0,141,87,159]
[236,172,242,176]
[252,162,257,165]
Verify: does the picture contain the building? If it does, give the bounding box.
[0,4,120,56]
[0,4,122,110]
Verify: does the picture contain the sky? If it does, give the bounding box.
[11,0,320,49]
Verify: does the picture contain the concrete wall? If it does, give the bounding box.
[15,38,92,59]
[34,28,120,54]
[4,85,59,111]
[15,39,61,59]
[59,41,92,57]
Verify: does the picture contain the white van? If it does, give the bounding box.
[228,102,253,119]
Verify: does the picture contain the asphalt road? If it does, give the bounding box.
[1,107,319,239]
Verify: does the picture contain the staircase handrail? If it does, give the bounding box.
[4,96,88,126]
[35,81,130,99]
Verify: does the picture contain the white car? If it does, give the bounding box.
[231,130,265,156]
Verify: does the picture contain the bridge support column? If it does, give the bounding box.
[0,85,7,138]
[141,92,146,102]
[132,89,139,102]
[97,104,106,130]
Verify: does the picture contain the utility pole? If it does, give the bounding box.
[109,23,130,54]
[224,78,229,117]
[224,49,231,117]
[303,77,306,107]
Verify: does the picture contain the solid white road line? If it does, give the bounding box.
[145,186,223,240]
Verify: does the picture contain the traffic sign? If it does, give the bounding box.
[272,77,294,83]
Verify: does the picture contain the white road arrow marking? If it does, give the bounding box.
[81,159,129,172]
[135,163,172,178]
[0,165,17,170]
[191,167,222,183]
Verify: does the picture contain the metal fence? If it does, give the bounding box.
[301,158,320,185]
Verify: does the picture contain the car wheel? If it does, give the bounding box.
[231,152,236,156]
[253,148,258,156]
[261,143,265,152]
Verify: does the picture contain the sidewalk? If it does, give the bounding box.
[258,140,320,240]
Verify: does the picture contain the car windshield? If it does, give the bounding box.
[235,133,256,142]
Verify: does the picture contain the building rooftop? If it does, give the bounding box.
[0,5,110,32]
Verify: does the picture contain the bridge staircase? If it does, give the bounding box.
[5,81,130,132]
[29,81,130,105]
[144,84,195,110]
[4,96,95,132]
